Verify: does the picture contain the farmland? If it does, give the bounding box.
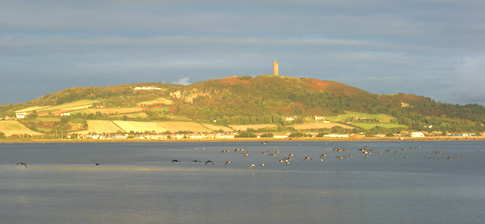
[0,121,44,136]
[37,100,99,112]
[76,120,233,134]
[87,108,143,115]
[325,111,396,123]
[113,121,168,133]
[156,121,227,133]
[77,120,124,134]
[325,111,406,129]
[137,97,173,106]
[290,122,354,130]
[200,123,233,132]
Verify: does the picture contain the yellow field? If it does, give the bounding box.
[72,120,232,134]
[108,113,148,119]
[230,124,277,131]
[200,123,233,132]
[137,97,174,106]
[88,108,144,115]
[15,106,51,113]
[77,120,124,134]
[0,121,44,136]
[114,121,231,133]
[291,122,354,130]
[113,121,168,133]
[157,121,216,133]
[37,100,99,112]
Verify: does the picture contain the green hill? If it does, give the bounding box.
[0,75,484,138]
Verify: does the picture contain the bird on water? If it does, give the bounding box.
[171,160,180,163]
[205,160,215,165]
[16,162,27,167]
[92,160,100,166]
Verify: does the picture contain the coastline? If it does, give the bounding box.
[1,136,484,144]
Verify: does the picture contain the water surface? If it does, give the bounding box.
[1,141,484,224]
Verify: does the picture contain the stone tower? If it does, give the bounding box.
[273,59,279,76]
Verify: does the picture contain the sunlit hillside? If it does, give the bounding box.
[0,75,484,137]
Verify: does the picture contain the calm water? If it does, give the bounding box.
[0,141,484,224]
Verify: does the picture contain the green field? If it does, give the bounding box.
[351,123,407,129]
[326,111,406,129]
[326,111,396,123]
[137,97,173,106]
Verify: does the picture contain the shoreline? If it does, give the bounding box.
[1,136,484,144]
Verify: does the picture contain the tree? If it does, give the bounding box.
[260,133,274,138]
[26,110,38,119]
[0,132,6,139]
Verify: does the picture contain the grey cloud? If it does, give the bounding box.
[0,0,483,105]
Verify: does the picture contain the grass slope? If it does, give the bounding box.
[0,121,44,136]
[325,111,406,129]
[77,120,124,134]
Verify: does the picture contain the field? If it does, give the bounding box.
[37,100,99,112]
[108,113,148,119]
[88,108,144,115]
[137,97,174,106]
[113,121,231,133]
[291,122,354,130]
[77,120,124,134]
[200,123,233,132]
[325,111,405,129]
[230,124,277,131]
[15,106,51,113]
[113,121,168,133]
[351,123,407,129]
[33,117,61,122]
[157,121,225,133]
[326,111,396,123]
[72,120,234,135]
[0,121,44,136]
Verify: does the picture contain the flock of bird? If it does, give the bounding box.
[14,142,477,169]
[167,141,474,169]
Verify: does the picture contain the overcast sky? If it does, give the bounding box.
[1,0,484,105]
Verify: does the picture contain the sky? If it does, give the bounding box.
[1,0,484,106]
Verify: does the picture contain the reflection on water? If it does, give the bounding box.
[0,141,484,224]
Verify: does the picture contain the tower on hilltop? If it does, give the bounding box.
[273,59,279,76]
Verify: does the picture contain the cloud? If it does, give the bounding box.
[0,0,484,105]
[173,77,191,85]
[449,56,485,104]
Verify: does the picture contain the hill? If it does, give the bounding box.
[0,75,484,138]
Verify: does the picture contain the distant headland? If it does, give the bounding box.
[1,64,484,141]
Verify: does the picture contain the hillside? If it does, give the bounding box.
[0,75,484,138]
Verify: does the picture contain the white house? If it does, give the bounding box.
[314,116,325,121]
[410,132,425,137]
[16,112,28,119]
[273,134,290,139]
[216,133,235,139]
